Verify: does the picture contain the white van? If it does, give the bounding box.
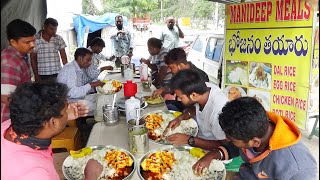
[187,33,225,86]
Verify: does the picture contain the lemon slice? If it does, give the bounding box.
[173,111,182,118]
[102,80,108,83]
[190,147,206,158]
[70,147,93,158]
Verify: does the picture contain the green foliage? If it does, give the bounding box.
[82,0,225,23]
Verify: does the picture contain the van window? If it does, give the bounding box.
[192,36,204,52]
[205,38,224,62]
[205,37,217,60]
[213,39,224,61]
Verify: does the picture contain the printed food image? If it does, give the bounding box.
[142,111,198,144]
[97,80,123,94]
[249,62,272,90]
[225,60,249,86]
[247,89,271,111]
[63,146,135,180]
[144,94,165,104]
[139,147,225,180]
[223,86,247,101]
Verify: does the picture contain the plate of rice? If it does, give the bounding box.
[62,145,136,180]
[138,146,226,180]
[96,80,123,95]
[140,110,198,145]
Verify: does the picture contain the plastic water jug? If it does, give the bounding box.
[139,62,148,82]
[125,96,140,122]
[124,80,137,97]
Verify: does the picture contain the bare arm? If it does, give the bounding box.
[154,66,168,87]
[176,21,184,38]
[59,48,68,65]
[30,52,40,81]
[1,95,10,106]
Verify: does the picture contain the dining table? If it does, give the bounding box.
[87,69,174,180]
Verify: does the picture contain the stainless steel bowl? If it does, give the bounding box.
[140,110,198,145]
[62,145,136,180]
[137,146,226,180]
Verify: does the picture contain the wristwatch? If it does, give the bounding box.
[188,136,195,146]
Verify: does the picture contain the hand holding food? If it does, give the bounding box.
[84,159,103,180]
[163,117,182,136]
[166,133,190,145]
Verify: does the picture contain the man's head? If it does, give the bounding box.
[6,19,36,54]
[219,97,269,148]
[90,37,105,54]
[147,38,163,56]
[166,17,175,30]
[170,69,209,106]
[43,18,59,37]
[164,48,188,74]
[9,81,69,138]
[115,15,123,30]
[74,47,93,68]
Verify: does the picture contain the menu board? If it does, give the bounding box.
[223,0,315,129]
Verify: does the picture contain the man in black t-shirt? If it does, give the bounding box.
[153,48,209,112]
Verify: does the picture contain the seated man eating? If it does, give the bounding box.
[57,47,105,115]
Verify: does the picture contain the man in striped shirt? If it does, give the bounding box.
[30,18,67,81]
[140,38,171,89]
[1,19,36,122]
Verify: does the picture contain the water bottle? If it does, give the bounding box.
[125,97,140,122]
[124,80,137,97]
[139,62,148,82]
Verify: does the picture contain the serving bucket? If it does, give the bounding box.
[102,105,119,126]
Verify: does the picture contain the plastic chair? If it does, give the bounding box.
[225,156,244,172]
[51,120,80,151]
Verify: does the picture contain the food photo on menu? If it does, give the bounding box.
[223,85,247,101]
[225,60,249,86]
[247,89,271,111]
[249,62,272,90]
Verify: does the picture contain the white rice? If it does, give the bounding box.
[63,147,132,180]
[162,149,225,180]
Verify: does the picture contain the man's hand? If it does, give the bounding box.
[175,19,179,27]
[192,152,215,176]
[153,88,165,96]
[140,58,150,65]
[84,159,103,180]
[90,80,105,88]
[34,75,41,82]
[67,101,89,120]
[163,117,182,136]
[101,66,113,71]
[166,133,190,146]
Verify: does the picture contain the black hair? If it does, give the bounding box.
[218,97,269,142]
[90,37,105,47]
[44,17,58,26]
[147,37,163,49]
[170,69,208,96]
[164,48,187,65]
[6,19,36,41]
[74,47,93,60]
[115,15,123,20]
[9,81,69,136]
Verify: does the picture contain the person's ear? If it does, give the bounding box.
[189,92,199,101]
[9,39,18,48]
[250,137,262,148]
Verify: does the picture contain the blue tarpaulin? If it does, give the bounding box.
[73,13,128,47]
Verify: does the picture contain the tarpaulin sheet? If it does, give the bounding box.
[73,13,128,47]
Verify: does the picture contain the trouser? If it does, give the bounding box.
[115,57,121,68]
[39,74,58,81]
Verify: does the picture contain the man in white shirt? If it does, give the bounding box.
[109,15,134,67]
[159,17,184,50]
[57,48,104,115]
[164,69,229,150]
